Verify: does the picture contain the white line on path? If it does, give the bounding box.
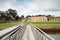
[21,25,35,40]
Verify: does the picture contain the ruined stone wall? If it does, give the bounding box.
[27,16,60,22]
[29,16,47,22]
[50,17,60,22]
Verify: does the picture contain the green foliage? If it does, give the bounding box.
[47,15,51,21]
[21,15,24,18]
[15,15,20,20]
[26,15,31,18]
[20,15,24,20]
[0,9,20,23]
[47,15,55,22]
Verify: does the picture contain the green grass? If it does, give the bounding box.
[0,23,14,27]
[0,22,21,29]
[27,22,60,24]
[0,23,15,29]
[26,22,60,28]
[35,24,60,28]
[0,22,60,29]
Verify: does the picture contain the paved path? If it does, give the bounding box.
[21,25,35,40]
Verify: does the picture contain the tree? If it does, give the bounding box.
[47,15,51,22]
[6,9,19,20]
[47,15,55,22]
[15,15,19,20]
[26,15,31,18]
[0,11,7,23]
[0,9,20,23]
[21,15,24,19]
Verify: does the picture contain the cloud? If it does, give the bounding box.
[0,0,15,11]
[0,0,26,16]
[0,0,60,17]
[36,0,60,11]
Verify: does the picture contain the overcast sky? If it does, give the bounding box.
[0,0,60,17]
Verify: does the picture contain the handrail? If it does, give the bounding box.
[37,27,55,40]
[0,25,19,38]
[0,24,26,40]
[31,25,55,40]
[0,23,55,40]
[36,27,55,40]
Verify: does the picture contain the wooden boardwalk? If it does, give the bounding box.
[21,25,35,40]
[0,24,55,40]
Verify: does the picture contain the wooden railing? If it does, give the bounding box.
[0,24,55,40]
[0,24,26,40]
[31,25,55,40]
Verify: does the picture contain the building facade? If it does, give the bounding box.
[27,16,60,22]
[50,17,60,22]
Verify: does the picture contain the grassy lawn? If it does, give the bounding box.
[27,22,60,28]
[0,23,14,27]
[34,24,60,28]
[0,22,60,30]
[0,23,14,30]
[27,22,60,34]
[0,22,21,30]
[27,22,60,24]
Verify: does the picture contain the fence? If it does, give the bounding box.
[31,25,55,40]
[0,24,55,40]
[0,24,26,40]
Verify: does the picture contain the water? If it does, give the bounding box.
[49,34,60,40]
